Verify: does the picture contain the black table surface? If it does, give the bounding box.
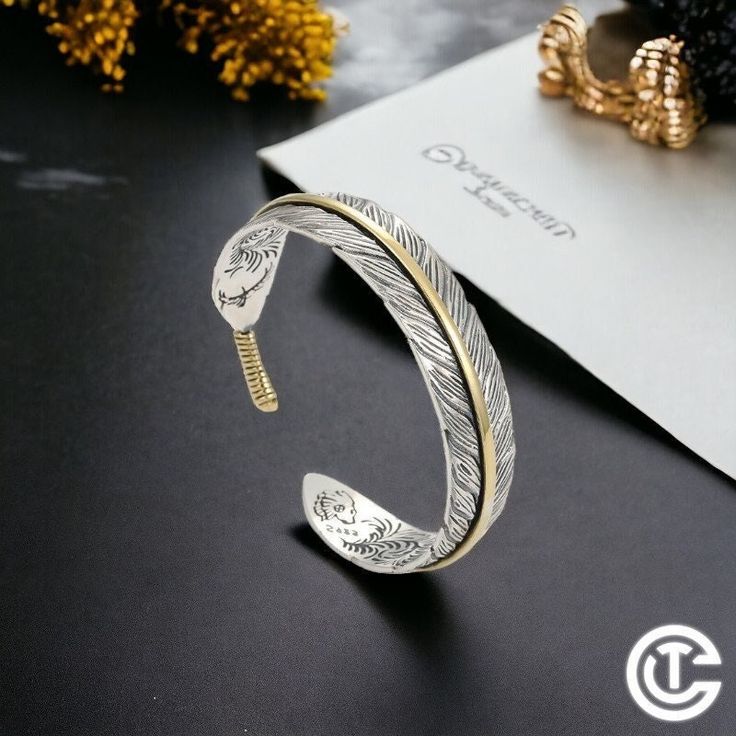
[2,2,735,735]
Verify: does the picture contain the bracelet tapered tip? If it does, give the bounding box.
[233,330,279,413]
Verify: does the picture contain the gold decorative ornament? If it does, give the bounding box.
[538,4,704,148]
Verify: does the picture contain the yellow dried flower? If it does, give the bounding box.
[3,0,341,100]
[39,0,137,92]
[164,0,338,100]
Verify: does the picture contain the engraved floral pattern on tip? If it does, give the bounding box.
[226,226,281,277]
[313,489,357,525]
[340,517,428,566]
[217,262,274,310]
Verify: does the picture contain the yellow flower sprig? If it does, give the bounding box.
[40,0,136,92]
[166,0,337,101]
[2,0,340,99]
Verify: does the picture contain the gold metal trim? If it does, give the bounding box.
[253,193,497,569]
[233,329,279,413]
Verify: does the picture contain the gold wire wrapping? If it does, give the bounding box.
[233,330,279,413]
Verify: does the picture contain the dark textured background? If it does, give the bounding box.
[1,2,735,735]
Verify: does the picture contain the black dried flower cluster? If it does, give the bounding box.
[629,0,736,119]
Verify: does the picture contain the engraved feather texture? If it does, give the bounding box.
[212,194,515,572]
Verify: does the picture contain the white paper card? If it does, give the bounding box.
[259,33,736,479]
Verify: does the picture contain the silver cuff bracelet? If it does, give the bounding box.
[212,193,515,573]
